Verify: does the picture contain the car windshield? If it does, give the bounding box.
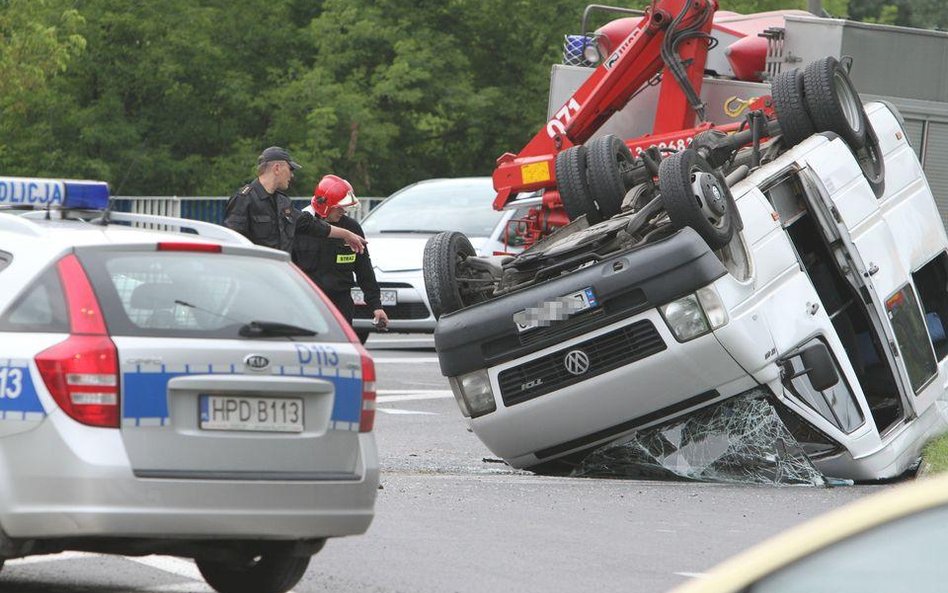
[77,250,348,341]
[361,178,506,237]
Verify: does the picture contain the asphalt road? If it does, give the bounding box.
[0,334,885,593]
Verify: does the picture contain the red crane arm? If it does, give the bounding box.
[492,0,717,211]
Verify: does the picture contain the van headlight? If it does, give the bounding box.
[659,286,728,342]
[449,369,496,418]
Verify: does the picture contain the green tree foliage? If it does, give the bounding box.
[0,0,84,168]
[0,0,943,196]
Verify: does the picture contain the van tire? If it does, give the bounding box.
[659,149,735,250]
[423,231,483,319]
[586,134,632,221]
[197,554,310,593]
[771,68,814,148]
[555,145,600,224]
[803,57,867,150]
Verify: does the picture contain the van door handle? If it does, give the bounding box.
[864,263,879,277]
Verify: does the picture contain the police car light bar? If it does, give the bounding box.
[0,176,110,210]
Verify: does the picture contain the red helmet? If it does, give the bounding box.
[312,174,358,217]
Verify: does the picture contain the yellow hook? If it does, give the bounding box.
[723,96,753,118]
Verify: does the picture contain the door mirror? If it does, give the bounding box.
[800,342,840,392]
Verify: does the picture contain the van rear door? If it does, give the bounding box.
[801,111,944,415]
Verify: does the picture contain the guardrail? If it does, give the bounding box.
[111,195,385,224]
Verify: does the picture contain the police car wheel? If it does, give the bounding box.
[659,149,735,251]
[423,231,487,319]
[771,68,815,148]
[197,554,309,593]
[555,145,601,224]
[803,56,867,150]
[586,134,632,221]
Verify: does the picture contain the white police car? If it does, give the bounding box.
[0,177,378,593]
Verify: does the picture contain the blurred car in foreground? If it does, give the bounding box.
[0,177,378,593]
[353,177,528,341]
[667,472,948,593]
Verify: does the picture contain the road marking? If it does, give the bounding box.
[371,357,439,364]
[377,390,453,402]
[674,572,706,579]
[377,408,439,415]
[127,556,204,581]
[131,556,298,593]
[145,582,212,592]
[6,552,299,592]
[7,551,94,565]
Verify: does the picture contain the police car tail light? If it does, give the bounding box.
[35,336,120,428]
[34,254,120,428]
[358,348,377,433]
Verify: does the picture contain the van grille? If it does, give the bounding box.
[497,320,666,406]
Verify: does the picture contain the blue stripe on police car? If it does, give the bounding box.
[0,362,46,417]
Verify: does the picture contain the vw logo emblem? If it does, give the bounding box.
[563,349,590,376]
[243,354,270,372]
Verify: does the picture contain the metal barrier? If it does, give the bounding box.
[112,195,385,224]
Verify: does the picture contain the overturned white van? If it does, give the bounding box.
[426,63,948,481]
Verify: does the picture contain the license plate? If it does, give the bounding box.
[514,287,599,333]
[199,395,303,433]
[351,288,397,307]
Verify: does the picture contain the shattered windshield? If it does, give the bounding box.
[572,393,829,486]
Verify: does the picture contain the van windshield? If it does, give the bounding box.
[78,249,348,341]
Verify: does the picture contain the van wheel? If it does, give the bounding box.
[197,554,310,593]
[555,145,601,224]
[771,68,814,148]
[586,134,632,221]
[423,231,489,319]
[803,57,866,150]
[355,329,370,344]
[857,120,885,198]
[659,149,735,250]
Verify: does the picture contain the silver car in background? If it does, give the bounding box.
[353,177,528,341]
[0,177,378,593]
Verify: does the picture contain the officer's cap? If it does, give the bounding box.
[257,146,301,171]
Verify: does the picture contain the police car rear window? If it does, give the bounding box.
[0,266,69,333]
[77,250,349,341]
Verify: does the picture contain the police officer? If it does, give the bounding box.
[224,146,366,254]
[293,175,389,338]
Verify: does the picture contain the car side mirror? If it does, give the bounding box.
[799,342,840,392]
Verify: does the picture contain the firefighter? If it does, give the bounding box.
[293,175,389,332]
[224,146,366,254]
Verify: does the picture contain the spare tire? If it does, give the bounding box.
[803,57,867,150]
[423,231,486,319]
[586,134,632,220]
[555,145,600,224]
[659,149,735,250]
[771,68,815,148]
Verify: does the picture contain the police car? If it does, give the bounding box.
[0,177,378,593]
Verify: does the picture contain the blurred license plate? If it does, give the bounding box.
[352,288,397,306]
[514,287,599,333]
[199,395,303,433]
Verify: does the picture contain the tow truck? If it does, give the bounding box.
[422,0,948,481]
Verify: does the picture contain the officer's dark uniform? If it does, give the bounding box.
[293,213,382,322]
[224,179,331,252]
